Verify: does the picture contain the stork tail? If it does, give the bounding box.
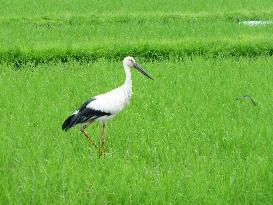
[62,114,76,131]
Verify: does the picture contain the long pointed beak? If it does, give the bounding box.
[133,63,153,80]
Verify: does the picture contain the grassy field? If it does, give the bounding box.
[1,58,272,204]
[1,0,273,16]
[1,0,273,63]
[0,0,273,204]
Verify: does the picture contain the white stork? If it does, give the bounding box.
[62,56,153,157]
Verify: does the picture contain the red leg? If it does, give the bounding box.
[80,127,99,154]
[101,122,106,158]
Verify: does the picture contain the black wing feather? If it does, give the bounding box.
[62,98,111,131]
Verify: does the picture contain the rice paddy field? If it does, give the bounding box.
[1,1,273,204]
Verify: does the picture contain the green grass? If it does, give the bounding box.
[1,16,273,63]
[0,58,272,204]
[0,1,273,63]
[1,0,273,17]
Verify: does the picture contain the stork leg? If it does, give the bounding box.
[101,122,106,158]
[80,125,99,154]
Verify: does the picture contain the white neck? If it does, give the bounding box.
[122,64,132,101]
[123,64,132,88]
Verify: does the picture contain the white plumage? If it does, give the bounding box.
[62,56,153,157]
[87,83,132,120]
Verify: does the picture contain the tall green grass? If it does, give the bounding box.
[1,14,273,64]
[1,0,273,17]
[1,1,273,63]
[0,58,272,204]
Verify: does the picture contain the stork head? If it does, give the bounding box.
[123,56,136,67]
[123,56,153,80]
